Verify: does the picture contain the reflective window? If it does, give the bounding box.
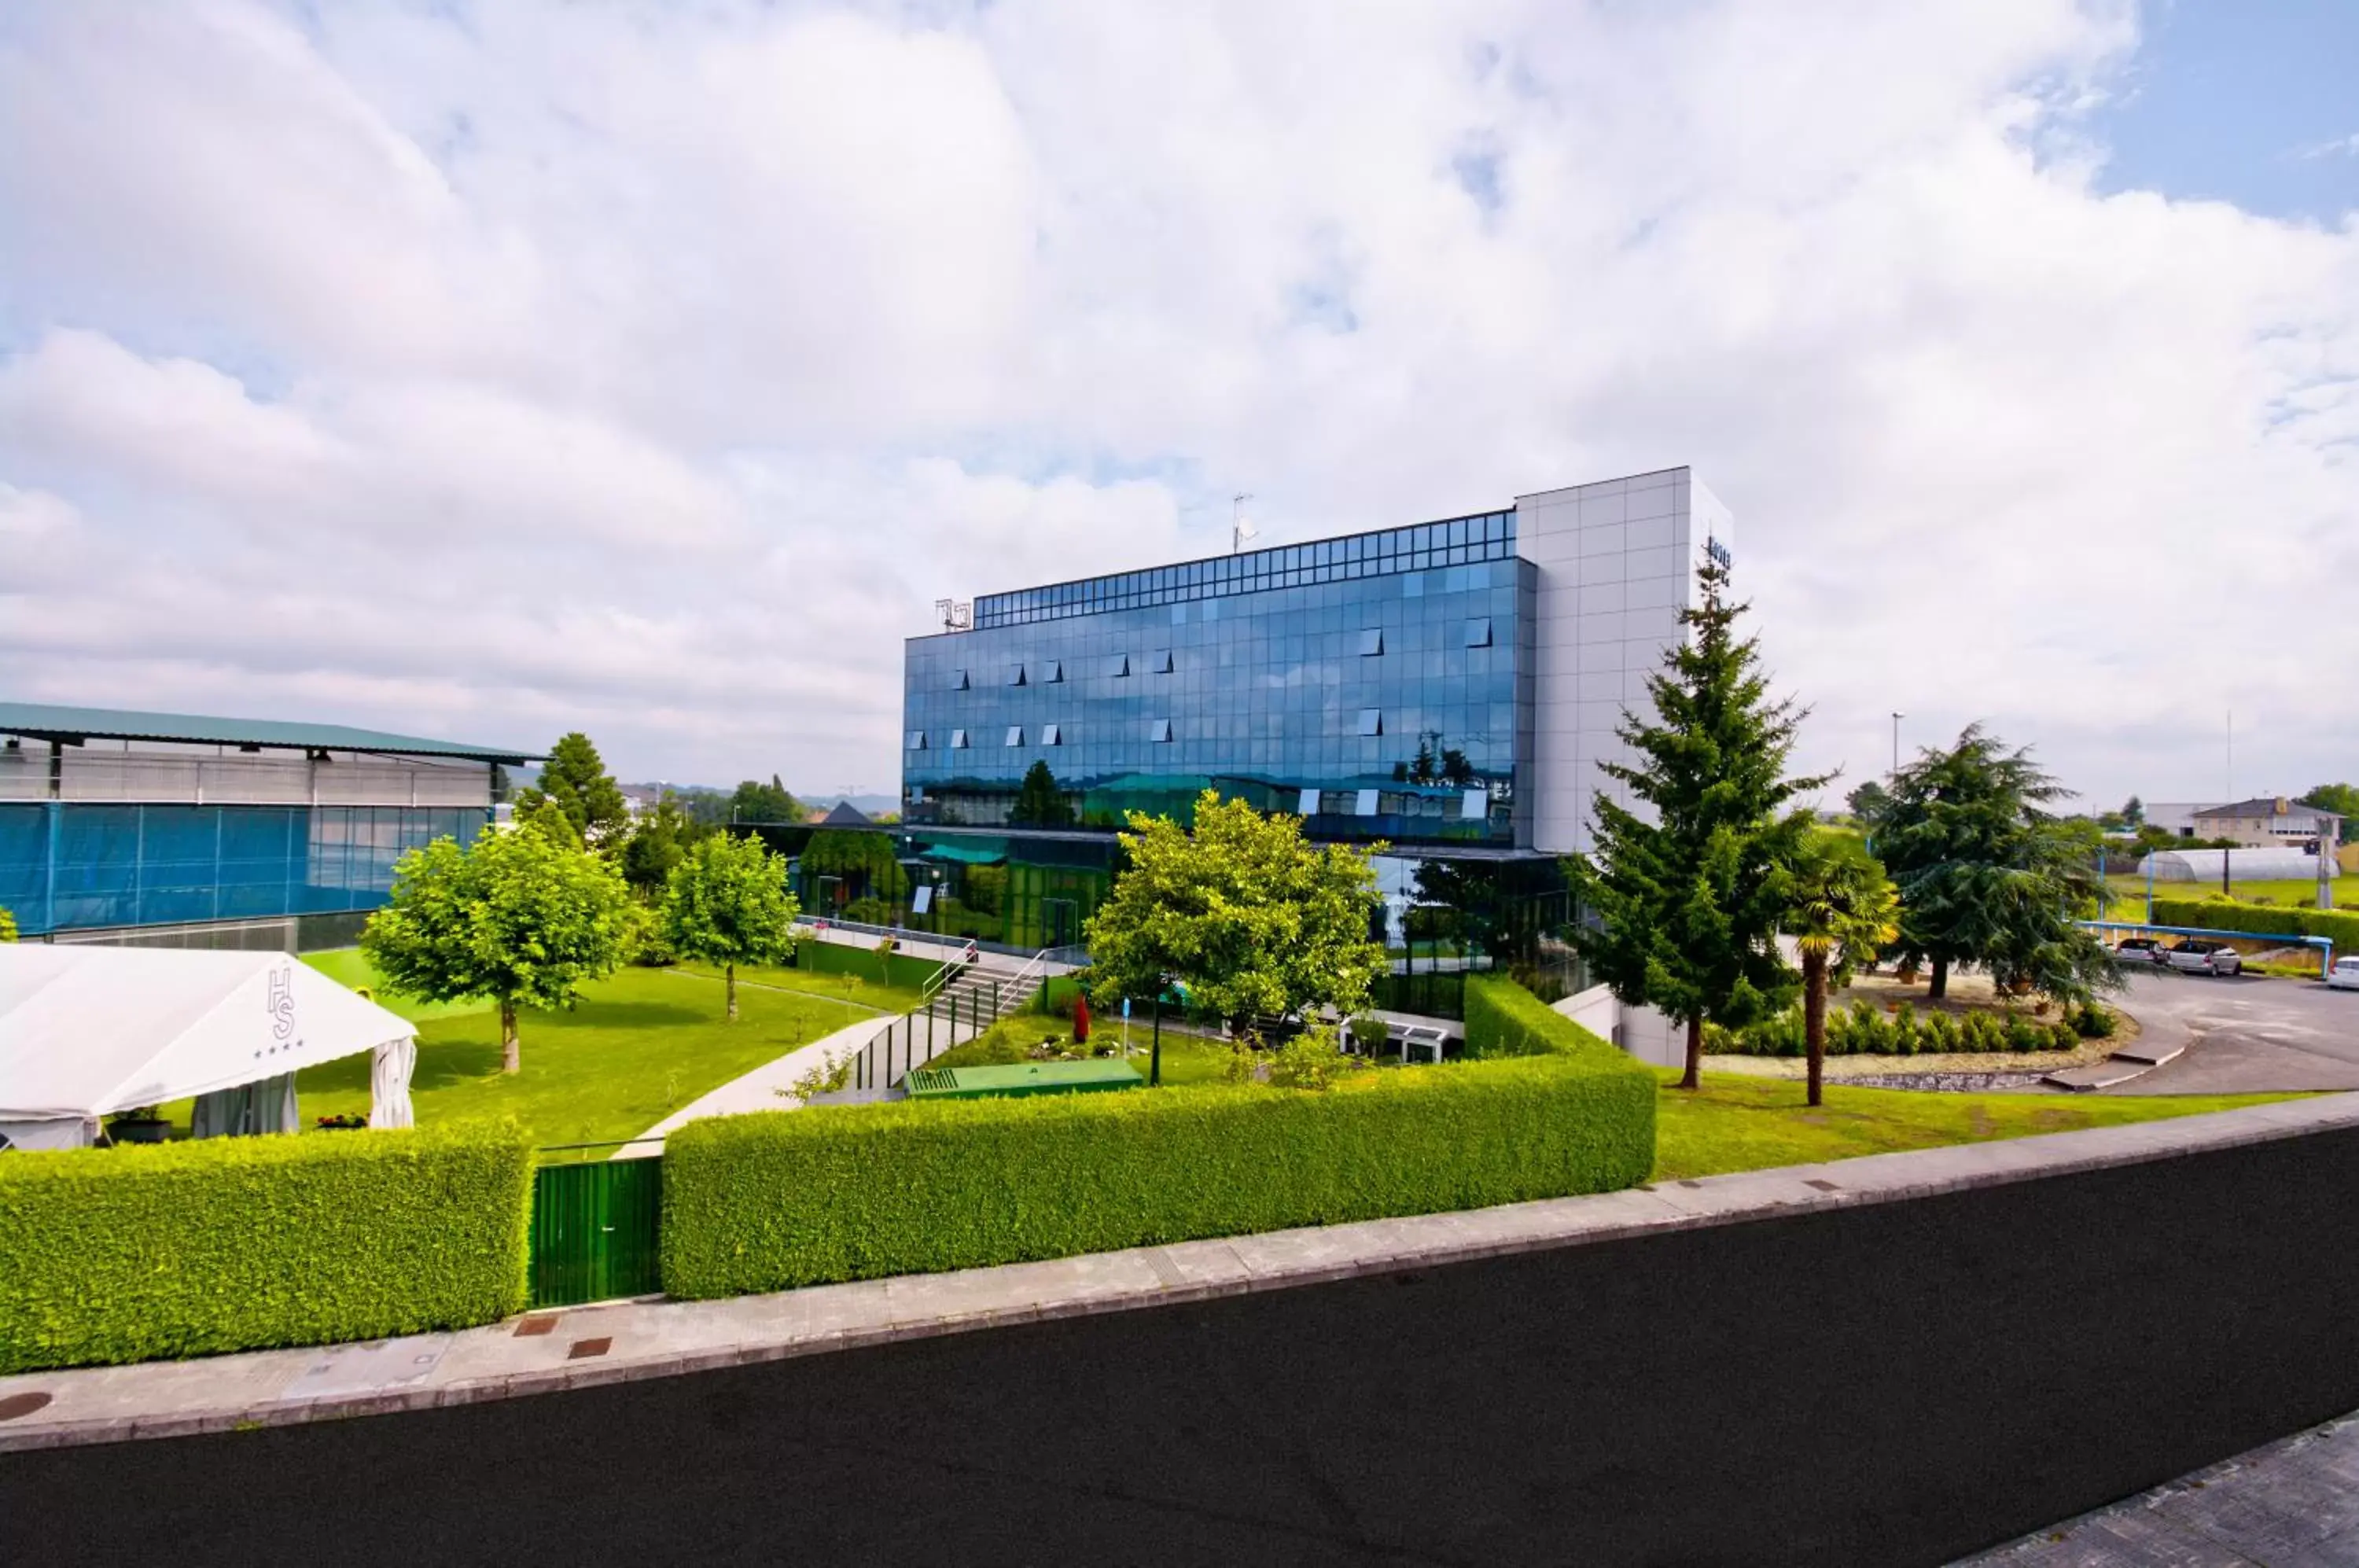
[1043,723,1062,745]
[950,729,970,749]
[951,669,970,690]
[1151,649,1174,673]
[1465,618,1492,648]
[1150,719,1173,743]
[1358,628,1384,657]
[906,731,926,750]
[1004,727,1024,747]
[1008,664,1026,686]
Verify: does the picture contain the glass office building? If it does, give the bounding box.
[905,508,1533,848]
[0,703,534,947]
[896,468,1735,959]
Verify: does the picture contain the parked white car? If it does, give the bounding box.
[2162,939,2243,977]
[2329,956,2359,992]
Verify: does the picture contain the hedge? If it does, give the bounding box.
[0,1123,533,1374]
[791,937,946,992]
[1462,972,1617,1058]
[2151,897,2359,951]
[662,1028,1654,1299]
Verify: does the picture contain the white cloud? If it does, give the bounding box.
[0,0,2352,804]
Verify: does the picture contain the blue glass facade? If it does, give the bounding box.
[0,803,490,937]
[903,510,1536,848]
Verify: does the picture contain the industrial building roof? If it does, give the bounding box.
[0,702,541,764]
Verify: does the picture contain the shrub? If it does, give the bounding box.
[1462,974,1619,1058]
[664,994,1654,1298]
[2151,897,2359,954]
[2071,1002,2118,1039]
[0,1123,532,1374]
[1349,1015,1391,1053]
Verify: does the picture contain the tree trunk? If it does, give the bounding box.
[1804,950,1828,1108]
[1928,955,1949,1000]
[726,962,739,1022]
[1679,1015,1702,1090]
[499,997,520,1074]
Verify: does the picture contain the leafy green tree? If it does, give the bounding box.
[619,796,708,896]
[513,732,631,848]
[1846,779,1891,823]
[1009,760,1076,826]
[728,775,802,824]
[360,820,638,1073]
[2302,783,2359,819]
[1864,724,2114,1003]
[2122,795,2145,826]
[659,833,800,1021]
[1569,554,1824,1089]
[1084,790,1388,1030]
[1782,832,1900,1107]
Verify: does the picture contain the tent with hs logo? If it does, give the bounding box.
[0,945,418,1151]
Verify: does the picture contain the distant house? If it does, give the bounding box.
[2140,802,2223,839]
[2189,797,2342,849]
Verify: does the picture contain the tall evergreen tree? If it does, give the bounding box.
[1009,760,1076,826]
[1569,556,1824,1089]
[513,732,631,848]
[1864,724,2114,1002]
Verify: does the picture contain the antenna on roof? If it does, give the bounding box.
[1231,493,1257,554]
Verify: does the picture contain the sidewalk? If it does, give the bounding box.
[5,1092,2355,1455]
[1961,1408,2359,1564]
[620,1007,888,1152]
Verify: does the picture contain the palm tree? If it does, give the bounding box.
[1785,832,1901,1107]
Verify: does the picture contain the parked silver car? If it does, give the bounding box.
[2162,939,2243,977]
[2328,955,2359,992]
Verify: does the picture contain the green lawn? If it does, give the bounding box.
[1652,1072,2298,1183]
[165,966,877,1152]
[672,959,926,1018]
[300,948,488,1022]
[2103,874,2353,921]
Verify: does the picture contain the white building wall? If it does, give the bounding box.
[1518,466,1734,856]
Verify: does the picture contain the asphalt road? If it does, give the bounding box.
[2105,969,2359,1094]
[11,1128,2359,1567]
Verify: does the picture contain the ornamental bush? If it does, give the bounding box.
[0,1123,533,1374]
[662,1010,1654,1299]
[1711,998,2075,1057]
[2151,898,2359,953]
[1462,973,1623,1058]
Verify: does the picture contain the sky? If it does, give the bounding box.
[1,0,2353,810]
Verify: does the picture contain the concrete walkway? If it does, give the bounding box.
[5,1091,2355,1456]
[619,1009,889,1153]
[1962,1407,2359,1565]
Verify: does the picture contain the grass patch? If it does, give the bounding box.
[161,966,875,1153]
[1653,1072,2301,1183]
[301,948,489,1022]
[2104,874,2354,920]
[671,959,926,1018]
[926,1006,1246,1088]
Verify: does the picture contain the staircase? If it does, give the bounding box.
[929,955,1038,1035]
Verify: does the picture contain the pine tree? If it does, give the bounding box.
[1570,556,1826,1089]
[513,732,631,848]
[1010,760,1076,826]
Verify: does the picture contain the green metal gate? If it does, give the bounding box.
[530,1157,663,1308]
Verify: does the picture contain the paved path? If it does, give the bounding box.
[1962,1408,2359,1565]
[623,1003,885,1151]
[2100,970,2359,1095]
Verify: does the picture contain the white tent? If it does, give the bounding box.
[0,946,418,1151]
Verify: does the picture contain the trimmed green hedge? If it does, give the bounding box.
[1462,972,1616,1058]
[791,937,945,991]
[2151,897,2359,951]
[0,1124,533,1374]
[662,1030,1654,1299]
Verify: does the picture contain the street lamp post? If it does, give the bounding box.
[1150,981,1165,1088]
[1890,712,1904,778]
